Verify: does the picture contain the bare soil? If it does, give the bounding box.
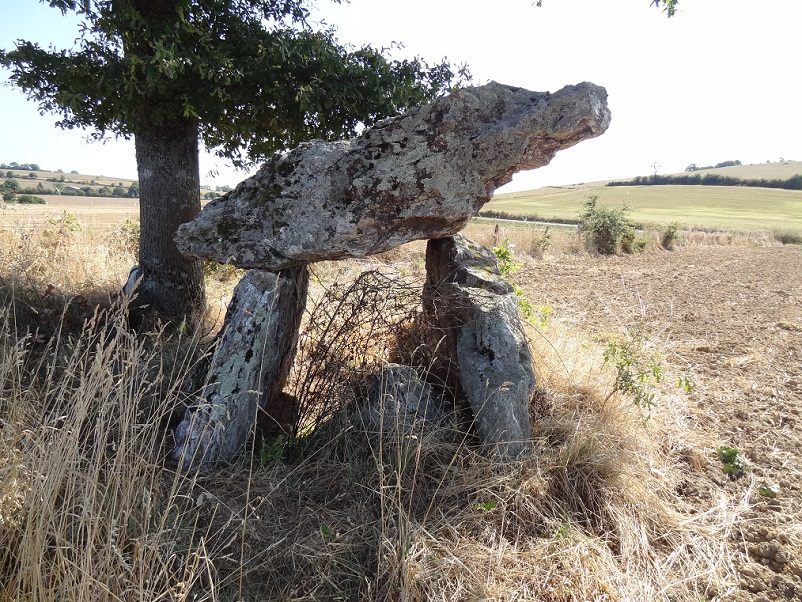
[517,245,802,601]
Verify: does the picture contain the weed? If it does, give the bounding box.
[620,230,650,254]
[528,226,553,257]
[677,366,696,394]
[758,484,780,498]
[495,239,552,329]
[661,221,682,250]
[259,434,288,465]
[107,217,140,255]
[47,210,83,232]
[473,500,498,513]
[603,327,663,412]
[774,230,802,245]
[716,446,748,477]
[492,236,521,275]
[578,195,636,255]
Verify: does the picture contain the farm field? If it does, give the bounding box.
[0,195,140,229]
[489,185,802,233]
[516,242,802,601]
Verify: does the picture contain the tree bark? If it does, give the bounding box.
[134,116,206,322]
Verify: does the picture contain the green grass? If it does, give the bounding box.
[681,160,802,181]
[489,185,802,233]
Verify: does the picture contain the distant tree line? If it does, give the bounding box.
[0,162,40,171]
[478,209,580,225]
[685,160,742,171]
[607,172,802,191]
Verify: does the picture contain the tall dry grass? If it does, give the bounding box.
[0,215,743,600]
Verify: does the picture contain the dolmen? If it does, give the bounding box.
[171,81,611,467]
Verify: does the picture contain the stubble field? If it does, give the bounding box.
[513,241,802,601]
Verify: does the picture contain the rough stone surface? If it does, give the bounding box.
[170,266,308,467]
[424,235,535,458]
[175,81,610,269]
[357,364,451,435]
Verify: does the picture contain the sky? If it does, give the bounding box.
[1,0,800,192]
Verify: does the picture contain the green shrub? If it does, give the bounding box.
[578,195,636,255]
[15,194,46,204]
[774,230,802,245]
[620,231,650,254]
[660,222,682,250]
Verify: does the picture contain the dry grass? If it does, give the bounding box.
[0,216,750,601]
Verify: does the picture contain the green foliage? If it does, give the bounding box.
[758,483,780,498]
[3,178,20,191]
[492,237,522,275]
[578,195,637,255]
[677,366,695,394]
[47,211,83,233]
[1,1,463,168]
[528,226,553,257]
[608,168,802,191]
[473,500,498,513]
[660,221,682,250]
[14,194,46,204]
[0,162,38,171]
[716,446,747,477]
[774,230,802,245]
[493,238,552,329]
[259,434,287,465]
[603,327,663,412]
[107,219,141,255]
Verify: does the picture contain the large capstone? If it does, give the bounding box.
[424,235,535,459]
[175,81,610,269]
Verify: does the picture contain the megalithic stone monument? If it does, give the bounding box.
[172,80,610,467]
[175,81,610,268]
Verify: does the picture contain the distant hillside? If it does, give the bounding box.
[671,160,802,180]
[488,162,802,235]
[2,166,233,201]
[2,168,139,199]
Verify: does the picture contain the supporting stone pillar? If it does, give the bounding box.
[424,235,534,458]
[170,266,309,468]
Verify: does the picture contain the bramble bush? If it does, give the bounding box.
[578,195,636,255]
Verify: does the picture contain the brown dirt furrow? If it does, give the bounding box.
[518,245,802,601]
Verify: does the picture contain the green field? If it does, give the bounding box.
[490,183,802,234]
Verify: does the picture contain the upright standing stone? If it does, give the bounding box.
[170,266,308,467]
[175,81,610,269]
[424,235,535,458]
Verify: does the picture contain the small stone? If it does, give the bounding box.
[356,364,451,435]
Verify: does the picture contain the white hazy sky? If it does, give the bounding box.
[1,0,800,191]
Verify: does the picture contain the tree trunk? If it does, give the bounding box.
[134,116,205,322]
